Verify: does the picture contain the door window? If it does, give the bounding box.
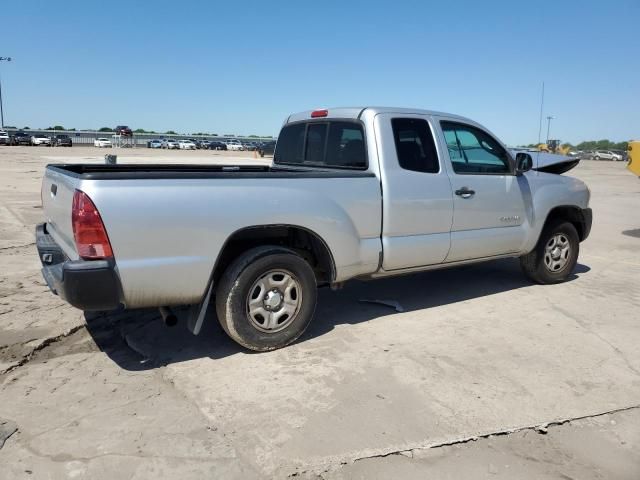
[441,122,511,174]
[391,118,439,173]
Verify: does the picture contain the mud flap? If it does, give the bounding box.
[187,281,214,335]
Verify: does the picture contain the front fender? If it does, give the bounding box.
[521,172,590,253]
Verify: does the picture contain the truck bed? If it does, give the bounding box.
[47,164,375,180]
[41,162,382,308]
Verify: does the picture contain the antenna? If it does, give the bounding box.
[535,81,545,170]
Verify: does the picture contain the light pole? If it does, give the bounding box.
[546,115,554,144]
[0,56,12,129]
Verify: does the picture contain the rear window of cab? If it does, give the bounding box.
[274,121,367,169]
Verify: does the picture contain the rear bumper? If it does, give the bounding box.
[581,207,592,241]
[36,223,123,311]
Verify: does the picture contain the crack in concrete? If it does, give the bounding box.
[0,419,18,450]
[0,324,85,376]
[551,302,640,377]
[0,242,36,252]
[286,404,640,477]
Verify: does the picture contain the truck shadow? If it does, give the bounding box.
[85,258,590,371]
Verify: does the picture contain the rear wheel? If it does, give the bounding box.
[520,221,579,284]
[215,246,317,351]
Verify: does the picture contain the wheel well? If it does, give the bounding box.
[543,206,587,240]
[213,226,335,286]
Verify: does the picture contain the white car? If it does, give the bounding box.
[94,138,112,148]
[178,140,196,150]
[162,139,179,149]
[0,130,9,145]
[226,140,244,151]
[592,150,622,161]
[31,134,52,146]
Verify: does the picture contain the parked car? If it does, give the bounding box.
[257,141,276,157]
[225,140,244,151]
[36,106,592,352]
[592,150,623,161]
[197,140,210,149]
[52,134,72,147]
[208,141,227,151]
[0,130,9,145]
[94,138,112,148]
[147,139,162,149]
[11,131,32,145]
[611,150,628,162]
[178,139,197,150]
[31,134,52,146]
[162,139,180,149]
[114,125,133,136]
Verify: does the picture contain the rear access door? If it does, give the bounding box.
[375,113,454,270]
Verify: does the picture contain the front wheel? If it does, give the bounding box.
[215,246,317,351]
[520,221,579,284]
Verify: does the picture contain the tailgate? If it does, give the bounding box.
[41,166,80,260]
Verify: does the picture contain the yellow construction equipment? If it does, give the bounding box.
[536,139,571,155]
[627,141,640,176]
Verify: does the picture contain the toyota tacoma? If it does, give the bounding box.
[36,107,592,351]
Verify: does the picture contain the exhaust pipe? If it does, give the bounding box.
[159,306,178,327]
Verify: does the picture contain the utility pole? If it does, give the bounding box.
[546,115,554,144]
[0,56,12,129]
[537,81,545,145]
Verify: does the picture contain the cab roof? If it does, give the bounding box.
[285,107,473,124]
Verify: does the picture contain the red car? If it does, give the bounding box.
[114,125,133,136]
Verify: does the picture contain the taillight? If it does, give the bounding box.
[72,190,113,259]
[311,109,328,118]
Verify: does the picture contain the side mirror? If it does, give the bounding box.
[515,152,533,175]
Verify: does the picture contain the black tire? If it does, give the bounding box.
[520,221,579,284]
[215,246,317,351]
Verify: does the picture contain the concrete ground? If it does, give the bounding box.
[0,146,638,479]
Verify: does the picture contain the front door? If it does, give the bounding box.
[436,119,527,262]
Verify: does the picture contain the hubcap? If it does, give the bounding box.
[246,270,302,333]
[544,233,571,272]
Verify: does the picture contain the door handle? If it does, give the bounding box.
[455,187,475,198]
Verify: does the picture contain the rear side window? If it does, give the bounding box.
[441,121,511,174]
[391,118,439,173]
[274,121,366,169]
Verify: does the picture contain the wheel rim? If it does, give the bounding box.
[246,269,302,333]
[544,233,571,273]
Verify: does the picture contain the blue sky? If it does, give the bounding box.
[1,0,638,145]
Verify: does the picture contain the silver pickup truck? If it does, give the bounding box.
[37,107,592,351]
